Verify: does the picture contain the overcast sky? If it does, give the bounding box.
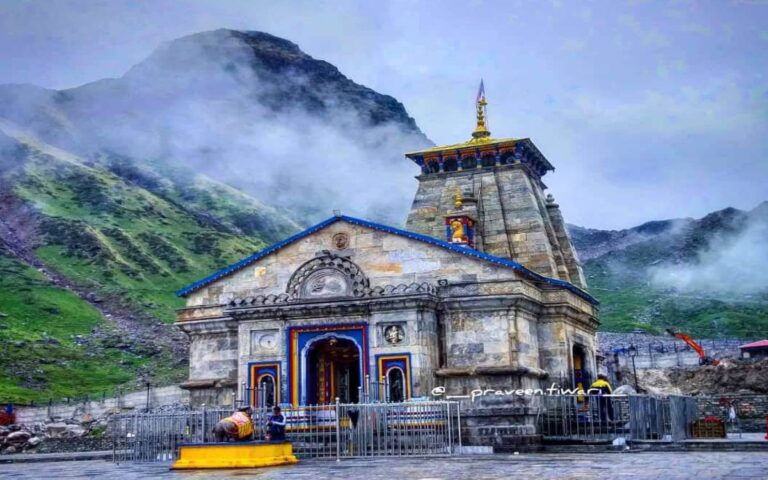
[1,0,767,229]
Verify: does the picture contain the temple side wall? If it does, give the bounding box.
[188,330,239,382]
[492,167,559,277]
[404,164,584,286]
[546,201,587,288]
[177,319,239,407]
[537,316,598,384]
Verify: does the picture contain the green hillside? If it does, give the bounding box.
[0,28,430,404]
[586,259,768,337]
[0,129,300,403]
[0,249,136,401]
[576,208,768,338]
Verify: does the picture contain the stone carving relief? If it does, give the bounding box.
[383,324,405,345]
[301,268,349,298]
[250,329,279,354]
[286,252,369,300]
[228,281,438,308]
[229,282,437,308]
[332,232,349,250]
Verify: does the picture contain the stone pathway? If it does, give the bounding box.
[2,452,768,479]
[0,450,113,464]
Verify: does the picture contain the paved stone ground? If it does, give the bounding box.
[2,452,768,479]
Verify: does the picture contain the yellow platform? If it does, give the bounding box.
[171,441,298,470]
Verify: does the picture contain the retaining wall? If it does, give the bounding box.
[14,385,189,425]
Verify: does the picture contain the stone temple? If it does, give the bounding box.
[175,89,599,412]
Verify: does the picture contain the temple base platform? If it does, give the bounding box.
[170,441,298,470]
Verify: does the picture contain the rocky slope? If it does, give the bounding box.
[631,360,768,396]
[570,203,768,337]
[0,29,430,403]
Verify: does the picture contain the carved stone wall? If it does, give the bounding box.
[178,218,598,408]
[286,253,369,299]
[405,163,586,287]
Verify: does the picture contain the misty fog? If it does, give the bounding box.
[0,30,431,226]
[650,212,768,295]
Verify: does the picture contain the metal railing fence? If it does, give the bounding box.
[241,375,396,409]
[111,408,233,462]
[537,394,698,443]
[111,400,460,463]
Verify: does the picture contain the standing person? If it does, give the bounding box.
[212,406,255,442]
[590,374,614,422]
[266,406,287,441]
[1,403,14,426]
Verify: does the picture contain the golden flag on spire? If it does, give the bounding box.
[476,79,485,103]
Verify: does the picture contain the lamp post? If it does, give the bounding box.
[145,381,151,411]
[628,344,639,391]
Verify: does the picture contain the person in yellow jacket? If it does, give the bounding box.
[212,406,255,442]
[589,374,614,422]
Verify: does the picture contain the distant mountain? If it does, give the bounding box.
[0,29,430,224]
[569,203,768,337]
[0,29,430,403]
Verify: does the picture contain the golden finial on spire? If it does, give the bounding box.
[472,79,491,140]
[453,187,464,209]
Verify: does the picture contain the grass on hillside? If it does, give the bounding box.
[13,149,266,323]
[0,252,141,403]
[586,258,768,338]
[0,141,285,402]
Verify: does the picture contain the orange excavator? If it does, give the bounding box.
[666,329,720,366]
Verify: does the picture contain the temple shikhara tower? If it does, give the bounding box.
[405,85,585,288]
[175,84,599,432]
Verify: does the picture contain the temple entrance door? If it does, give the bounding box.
[572,344,590,402]
[387,368,405,402]
[306,337,361,404]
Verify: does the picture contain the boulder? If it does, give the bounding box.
[6,430,31,445]
[45,422,69,438]
[3,445,17,454]
[26,436,42,447]
[62,424,86,438]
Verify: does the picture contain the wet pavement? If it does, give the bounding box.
[2,452,768,479]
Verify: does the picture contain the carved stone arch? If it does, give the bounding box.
[286,252,369,300]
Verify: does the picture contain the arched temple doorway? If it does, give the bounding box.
[572,344,590,394]
[387,367,405,402]
[258,374,276,407]
[306,337,361,404]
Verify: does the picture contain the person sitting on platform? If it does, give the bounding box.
[266,406,286,441]
[212,406,255,442]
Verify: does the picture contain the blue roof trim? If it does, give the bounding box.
[176,215,598,305]
[175,216,339,298]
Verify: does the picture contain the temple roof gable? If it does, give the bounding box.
[176,215,597,304]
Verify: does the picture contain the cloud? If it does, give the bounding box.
[561,38,588,53]
[617,13,670,49]
[564,81,765,138]
[2,0,767,230]
[650,213,768,294]
[0,30,429,226]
